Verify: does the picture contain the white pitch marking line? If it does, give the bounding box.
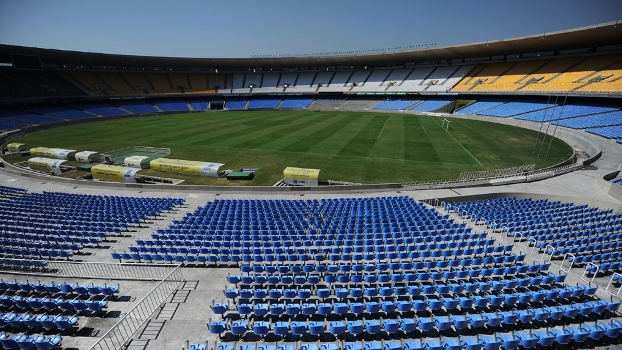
[377,119,389,140]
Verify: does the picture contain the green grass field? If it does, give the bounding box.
[4,110,573,186]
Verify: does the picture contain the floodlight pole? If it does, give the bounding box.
[533,95,553,154]
[538,95,559,157]
[545,94,568,161]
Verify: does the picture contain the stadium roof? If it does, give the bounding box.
[1,21,621,70]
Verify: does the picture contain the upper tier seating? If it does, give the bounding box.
[452,54,622,93]
[0,70,86,100]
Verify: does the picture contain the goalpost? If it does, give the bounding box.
[441,118,451,132]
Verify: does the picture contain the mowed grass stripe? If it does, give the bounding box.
[418,116,479,165]
[255,114,349,151]
[227,113,328,149]
[307,113,375,155]
[186,112,296,146]
[282,114,361,153]
[367,115,404,160]
[338,114,390,157]
[402,115,436,161]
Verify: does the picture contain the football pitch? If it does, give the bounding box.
[7,110,573,185]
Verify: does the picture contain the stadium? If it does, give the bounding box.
[0,14,622,350]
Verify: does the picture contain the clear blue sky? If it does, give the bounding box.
[0,0,620,58]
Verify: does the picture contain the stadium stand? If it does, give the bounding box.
[427,65,476,92]
[0,108,61,127]
[372,100,420,110]
[72,103,129,117]
[20,105,93,120]
[586,125,622,139]
[189,100,209,111]
[60,71,112,96]
[313,72,335,91]
[519,57,585,92]
[455,99,509,115]
[247,98,281,109]
[476,100,554,118]
[290,72,317,92]
[0,70,86,100]
[318,71,351,92]
[153,99,190,112]
[257,72,281,93]
[225,99,248,110]
[409,99,453,112]
[147,73,177,94]
[380,68,412,90]
[112,100,159,114]
[555,110,622,129]
[346,70,372,89]
[0,190,183,261]
[513,102,619,123]
[391,66,435,92]
[351,69,390,92]
[279,97,314,109]
[452,54,622,93]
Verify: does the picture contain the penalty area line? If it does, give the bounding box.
[433,117,482,166]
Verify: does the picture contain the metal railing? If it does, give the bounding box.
[458,164,535,180]
[0,258,178,281]
[90,265,184,350]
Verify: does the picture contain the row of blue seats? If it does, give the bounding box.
[208,303,619,339]
[141,236,488,250]
[587,125,622,139]
[0,280,119,299]
[218,286,600,318]
[112,246,516,265]
[0,295,108,314]
[526,230,622,245]
[1,235,101,248]
[0,186,27,196]
[151,227,480,244]
[0,240,82,252]
[568,251,622,265]
[585,261,622,275]
[159,224,472,236]
[543,241,622,257]
[128,241,505,258]
[0,216,128,231]
[0,312,78,332]
[195,322,622,349]
[3,224,121,236]
[535,232,622,249]
[0,332,61,350]
[236,255,525,277]
[0,249,74,261]
[222,275,574,302]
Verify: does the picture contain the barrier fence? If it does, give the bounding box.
[90,265,184,350]
[0,258,178,281]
